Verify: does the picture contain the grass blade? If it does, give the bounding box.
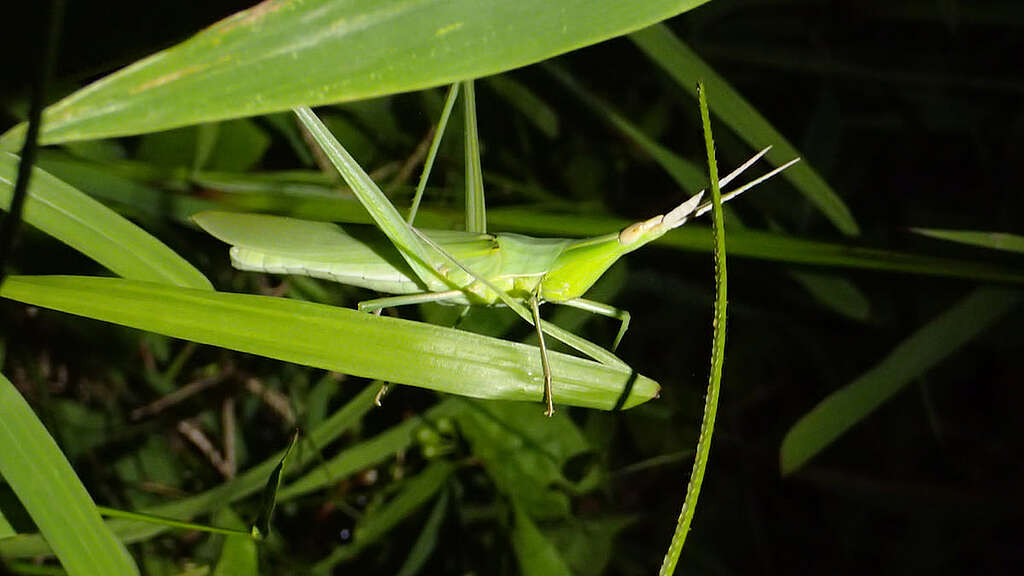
[912,228,1024,255]
[790,270,872,322]
[250,429,298,539]
[2,0,710,146]
[0,373,139,575]
[463,80,486,234]
[408,84,460,226]
[485,75,559,138]
[313,462,454,571]
[780,287,1021,475]
[660,81,727,575]
[395,489,449,576]
[546,63,705,193]
[0,275,659,410]
[0,384,385,558]
[630,23,860,236]
[0,152,211,290]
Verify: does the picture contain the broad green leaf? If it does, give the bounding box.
[0,152,211,290]
[0,276,658,411]
[2,0,709,146]
[457,400,594,520]
[630,23,860,236]
[912,228,1024,255]
[0,373,139,575]
[212,508,258,576]
[545,516,635,576]
[780,287,1021,475]
[511,501,573,576]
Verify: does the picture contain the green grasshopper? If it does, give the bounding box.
[195,90,797,415]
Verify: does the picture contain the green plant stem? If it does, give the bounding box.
[659,81,727,576]
[96,506,252,539]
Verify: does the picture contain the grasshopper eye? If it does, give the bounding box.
[618,215,663,245]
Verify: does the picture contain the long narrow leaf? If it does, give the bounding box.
[0,373,139,575]
[0,152,211,289]
[0,276,659,410]
[2,0,709,147]
[659,81,728,576]
[780,287,1021,475]
[463,80,486,233]
[313,462,454,571]
[912,228,1024,255]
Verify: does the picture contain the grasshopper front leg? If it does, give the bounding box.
[556,298,631,352]
[529,295,555,416]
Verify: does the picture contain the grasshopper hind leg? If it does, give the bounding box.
[556,298,632,352]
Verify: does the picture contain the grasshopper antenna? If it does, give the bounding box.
[663,148,800,229]
[693,157,800,220]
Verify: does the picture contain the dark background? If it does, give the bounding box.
[2,1,1022,574]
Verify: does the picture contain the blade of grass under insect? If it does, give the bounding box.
[780,287,1021,475]
[630,23,860,236]
[462,80,486,234]
[0,385,416,558]
[660,81,727,576]
[312,462,454,572]
[395,489,449,576]
[0,153,211,289]
[0,276,658,410]
[0,0,710,147]
[408,84,460,225]
[911,228,1024,255]
[251,429,298,539]
[0,373,139,575]
[545,63,705,193]
[485,75,560,139]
